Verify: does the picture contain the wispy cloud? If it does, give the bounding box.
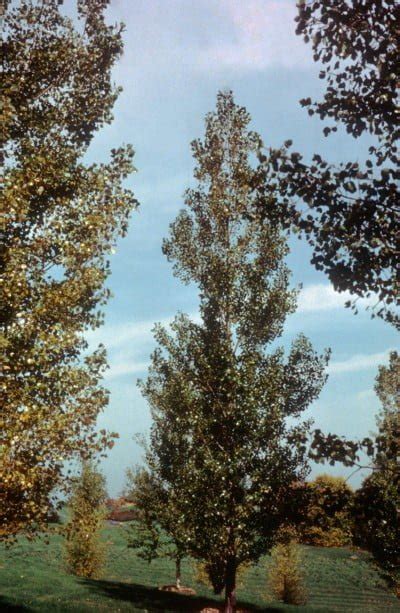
[356,388,377,401]
[86,318,167,352]
[109,0,311,85]
[88,312,200,381]
[297,284,375,313]
[86,317,167,382]
[91,298,391,381]
[329,350,392,375]
[105,360,150,381]
[87,312,200,352]
[197,0,309,72]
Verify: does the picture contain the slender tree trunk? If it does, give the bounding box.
[224,556,237,613]
[175,556,182,590]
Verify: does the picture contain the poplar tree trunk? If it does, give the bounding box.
[175,556,182,590]
[224,556,237,613]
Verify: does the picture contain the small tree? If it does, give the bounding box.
[139,92,329,611]
[125,466,187,589]
[353,472,399,577]
[64,461,107,578]
[374,351,399,472]
[267,540,307,606]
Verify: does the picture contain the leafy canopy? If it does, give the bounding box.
[1,0,138,539]
[256,0,399,327]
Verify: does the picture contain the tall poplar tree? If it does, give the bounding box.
[1,0,137,539]
[140,92,328,611]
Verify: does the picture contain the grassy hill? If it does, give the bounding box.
[0,523,398,612]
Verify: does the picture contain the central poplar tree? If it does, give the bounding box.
[140,92,328,611]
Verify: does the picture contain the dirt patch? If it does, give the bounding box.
[159,584,196,595]
[107,509,136,521]
[200,609,251,613]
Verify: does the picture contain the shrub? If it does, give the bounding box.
[300,474,353,547]
[64,462,107,578]
[267,540,307,605]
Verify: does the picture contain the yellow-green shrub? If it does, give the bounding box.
[64,462,107,578]
[267,541,307,605]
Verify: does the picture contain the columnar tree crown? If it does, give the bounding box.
[140,92,328,608]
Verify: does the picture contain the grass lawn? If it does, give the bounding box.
[0,523,398,612]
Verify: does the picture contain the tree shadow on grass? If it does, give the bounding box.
[0,596,32,611]
[81,578,282,612]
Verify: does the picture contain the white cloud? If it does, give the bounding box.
[86,318,164,352]
[87,311,200,352]
[92,300,392,381]
[297,284,375,313]
[90,284,375,354]
[105,360,150,381]
[88,312,201,381]
[329,350,392,375]
[108,0,311,86]
[198,0,309,72]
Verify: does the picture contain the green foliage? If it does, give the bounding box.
[125,467,163,563]
[353,472,399,570]
[139,91,329,609]
[1,0,138,538]
[353,471,400,598]
[309,351,399,471]
[374,351,400,473]
[300,475,353,547]
[376,352,399,416]
[64,462,107,579]
[352,352,399,582]
[267,541,307,605]
[351,351,399,581]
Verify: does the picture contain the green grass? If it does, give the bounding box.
[0,523,398,612]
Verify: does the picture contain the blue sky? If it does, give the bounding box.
[82,0,397,496]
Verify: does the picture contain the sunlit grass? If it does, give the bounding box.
[1,523,398,611]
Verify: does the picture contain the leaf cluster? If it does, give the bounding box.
[254,1,399,326]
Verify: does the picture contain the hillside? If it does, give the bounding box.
[0,524,398,612]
